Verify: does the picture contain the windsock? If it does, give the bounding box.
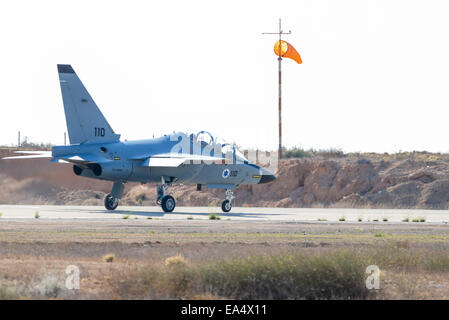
[274,40,302,64]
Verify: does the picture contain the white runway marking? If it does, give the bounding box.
[0,205,448,224]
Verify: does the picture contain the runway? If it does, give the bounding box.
[0,205,448,224]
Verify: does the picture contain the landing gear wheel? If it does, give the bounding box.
[104,194,119,210]
[161,195,176,213]
[222,199,232,213]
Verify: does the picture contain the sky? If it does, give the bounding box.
[1,0,449,153]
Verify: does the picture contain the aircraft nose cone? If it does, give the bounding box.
[258,168,276,184]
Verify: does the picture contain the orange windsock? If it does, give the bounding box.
[274,40,302,64]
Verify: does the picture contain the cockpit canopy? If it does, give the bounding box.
[168,131,248,163]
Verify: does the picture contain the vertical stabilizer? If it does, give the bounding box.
[57,64,120,144]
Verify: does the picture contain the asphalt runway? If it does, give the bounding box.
[0,205,448,224]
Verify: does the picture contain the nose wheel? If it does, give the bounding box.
[221,189,234,213]
[221,199,232,212]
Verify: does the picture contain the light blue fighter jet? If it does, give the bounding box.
[3,65,276,213]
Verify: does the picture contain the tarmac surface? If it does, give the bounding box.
[0,205,448,224]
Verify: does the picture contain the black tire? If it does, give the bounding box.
[161,195,176,213]
[104,194,119,210]
[221,199,232,213]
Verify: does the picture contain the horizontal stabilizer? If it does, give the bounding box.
[2,154,52,160]
[2,150,52,160]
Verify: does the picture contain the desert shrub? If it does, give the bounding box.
[314,148,345,158]
[282,147,345,159]
[165,254,187,269]
[364,247,422,272]
[123,250,369,300]
[282,147,312,159]
[135,192,146,204]
[103,254,115,263]
[425,254,449,272]
[374,233,385,237]
[198,251,369,300]
[209,213,221,220]
[158,255,194,298]
[0,285,18,299]
[31,275,65,298]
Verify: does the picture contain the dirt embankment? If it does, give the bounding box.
[2,148,449,209]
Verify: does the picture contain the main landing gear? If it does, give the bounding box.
[157,177,176,213]
[221,189,234,213]
[104,181,124,210]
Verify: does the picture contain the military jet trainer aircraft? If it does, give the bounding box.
[3,65,276,212]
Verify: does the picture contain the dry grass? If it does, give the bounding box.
[1,243,449,299]
[1,220,449,299]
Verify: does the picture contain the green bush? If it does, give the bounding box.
[209,213,221,220]
[374,233,385,237]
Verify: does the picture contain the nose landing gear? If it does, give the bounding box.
[221,189,234,213]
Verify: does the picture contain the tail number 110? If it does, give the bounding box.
[95,127,105,137]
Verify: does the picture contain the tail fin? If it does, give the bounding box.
[57,64,120,144]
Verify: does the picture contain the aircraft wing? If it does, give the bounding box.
[140,153,230,167]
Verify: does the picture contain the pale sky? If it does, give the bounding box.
[1,0,449,153]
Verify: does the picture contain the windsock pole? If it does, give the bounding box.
[263,18,291,161]
[278,19,282,161]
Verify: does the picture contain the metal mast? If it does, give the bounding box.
[262,18,291,161]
